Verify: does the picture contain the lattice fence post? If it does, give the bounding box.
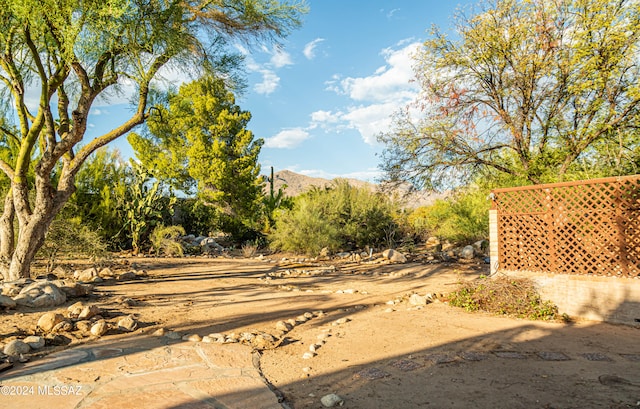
[489,208,499,275]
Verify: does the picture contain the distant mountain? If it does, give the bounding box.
[264,169,444,209]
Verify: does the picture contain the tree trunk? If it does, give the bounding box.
[0,192,15,280]
[4,212,52,281]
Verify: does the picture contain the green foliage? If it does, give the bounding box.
[70,148,129,246]
[269,181,398,255]
[0,0,306,279]
[150,224,186,257]
[448,276,558,320]
[269,197,341,256]
[408,186,490,244]
[129,75,265,231]
[69,148,176,252]
[379,0,640,190]
[39,215,109,272]
[122,163,176,254]
[262,166,293,232]
[173,198,219,237]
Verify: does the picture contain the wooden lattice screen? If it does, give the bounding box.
[491,175,640,276]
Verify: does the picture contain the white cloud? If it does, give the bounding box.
[254,70,280,95]
[303,38,325,60]
[282,166,381,182]
[338,42,420,102]
[342,102,399,145]
[310,109,342,125]
[270,48,293,68]
[264,128,310,148]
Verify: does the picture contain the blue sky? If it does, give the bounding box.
[89,0,475,182]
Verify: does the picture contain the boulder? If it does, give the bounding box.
[67,301,86,318]
[90,320,108,337]
[56,281,93,297]
[74,267,98,282]
[383,249,407,263]
[409,294,429,306]
[0,294,16,308]
[459,245,475,260]
[117,271,137,281]
[117,315,138,332]
[78,305,102,320]
[98,267,116,279]
[23,336,45,350]
[37,312,66,332]
[3,339,30,356]
[13,294,34,307]
[51,320,73,333]
[320,393,344,408]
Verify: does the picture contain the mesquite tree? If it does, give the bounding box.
[379,0,640,190]
[0,0,305,280]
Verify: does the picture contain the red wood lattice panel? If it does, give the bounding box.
[492,175,640,277]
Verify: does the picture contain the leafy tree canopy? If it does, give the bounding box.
[379,0,640,190]
[0,0,306,279]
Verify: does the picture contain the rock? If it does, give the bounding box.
[23,336,45,350]
[382,249,407,263]
[275,321,292,332]
[320,393,344,407]
[117,271,137,281]
[409,294,428,306]
[57,282,93,297]
[4,340,30,356]
[184,334,202,342]
[13,294,34,307]
[459,245,475,260]
[75,320,93,333]
[0,294,16,308]
[251,333,276,349]
[165,331,181,340]
[75,267,98,282]
[333,317,350,325]
[202,336,214,343]
[98,267,115,279]
[90,320,108,336]
[78,305,102,320]
[116,315,138,332]
[67,302,86,317]
[47,334,71,346]
[51,320,73,333]
[37,312,66,332]
[302,352,316,359]
[152,328,166,337]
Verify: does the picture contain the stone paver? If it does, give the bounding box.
[0,336,282,409]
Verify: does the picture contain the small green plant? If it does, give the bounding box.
[241,241,258,258]
[150,224,186,257]
[448,276,558,320]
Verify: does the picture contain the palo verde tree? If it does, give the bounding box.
[379,0,640,190]
[129,75,265,236]
[0,0,306,280]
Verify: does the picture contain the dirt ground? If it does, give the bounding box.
[2,254,640,408]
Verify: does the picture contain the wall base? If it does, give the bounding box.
[495,270,640,326]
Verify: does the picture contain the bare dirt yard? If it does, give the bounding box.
[2,254,640,408]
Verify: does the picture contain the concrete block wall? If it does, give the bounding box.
[497,270,640,325]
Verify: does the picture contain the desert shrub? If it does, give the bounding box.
[150,224,186,256]
[408,185,489,244]
[39,216,109,272]
[173,198,219,237]
[448,276,558,320]
[268,181,400,255]
[269,197,341,256]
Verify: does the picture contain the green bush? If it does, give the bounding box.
[269,181,399,255]
[269,197,341,256]
[408,185,490,244]
[39,216,109,272]
[150,224,186,256]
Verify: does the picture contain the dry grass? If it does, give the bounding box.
[448,276,558,320]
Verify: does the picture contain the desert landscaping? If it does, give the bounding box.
[1,251,639,409]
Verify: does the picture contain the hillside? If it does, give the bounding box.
[265,169,443,209]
